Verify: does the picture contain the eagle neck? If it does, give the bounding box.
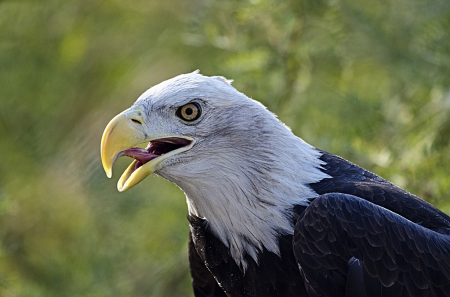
[173,136,329,271]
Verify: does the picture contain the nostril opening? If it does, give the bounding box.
[131,119,142,125]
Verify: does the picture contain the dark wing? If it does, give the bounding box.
[188,231,228,297]
[293,193,450,297]
[310,150,450,234]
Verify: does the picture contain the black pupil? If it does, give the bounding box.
[185,107,193,115]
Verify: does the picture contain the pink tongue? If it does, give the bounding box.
[121,148,159,164]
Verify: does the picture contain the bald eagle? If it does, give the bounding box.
[101,72,450,297]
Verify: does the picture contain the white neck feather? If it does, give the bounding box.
[160,123,329,271]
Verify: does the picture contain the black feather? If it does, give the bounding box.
[293,193,450,297]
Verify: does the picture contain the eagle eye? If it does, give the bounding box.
[176,102,202,122]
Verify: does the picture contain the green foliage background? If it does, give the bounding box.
[0,0,449,295]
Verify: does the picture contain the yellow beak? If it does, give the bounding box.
[101,109,195,192]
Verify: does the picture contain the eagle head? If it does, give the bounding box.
[101,71,279,192]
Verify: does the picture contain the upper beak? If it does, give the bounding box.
[101,108,146,178]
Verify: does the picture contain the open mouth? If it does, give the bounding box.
[114,136,194,192]
[119,137,193,170]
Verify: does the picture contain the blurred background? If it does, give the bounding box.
[1,0,450,296]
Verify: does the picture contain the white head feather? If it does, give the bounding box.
[133,71,330,270]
